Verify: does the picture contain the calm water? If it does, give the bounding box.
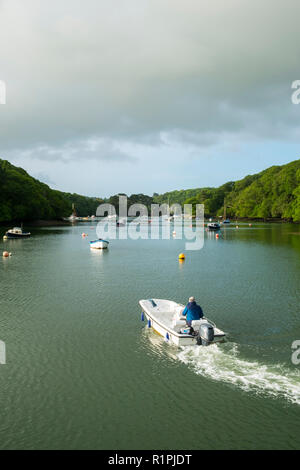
[0,221,300,450]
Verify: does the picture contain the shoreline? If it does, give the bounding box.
[0,219,70,227]
[0,217,299,227]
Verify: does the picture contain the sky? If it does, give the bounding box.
[0,0,300,197]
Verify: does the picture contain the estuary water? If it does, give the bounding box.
[0,221,300,450]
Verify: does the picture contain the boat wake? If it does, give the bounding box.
[177,343,300,405]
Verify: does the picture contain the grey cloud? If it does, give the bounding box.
[0,0,299,159]
[3,138,136,164]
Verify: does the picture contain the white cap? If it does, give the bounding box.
[189,296,195,302]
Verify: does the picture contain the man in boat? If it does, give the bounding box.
[182,297,204,327]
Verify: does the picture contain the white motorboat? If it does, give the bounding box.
[90,239,109,249]
[139,299,226,347]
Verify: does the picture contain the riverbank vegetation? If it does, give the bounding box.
[155,159,300,222]
[0,160,102,222]
[1,158,300,222]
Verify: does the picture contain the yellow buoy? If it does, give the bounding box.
[178,253,185,260]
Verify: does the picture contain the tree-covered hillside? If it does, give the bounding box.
[154,159,300,221]
[1,158,300,223]
[0,159,102,222]
[225,160,300,221]
[61,192,103,217]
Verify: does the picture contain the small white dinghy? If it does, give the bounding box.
[139,299,226,347]
[90,239,109,250]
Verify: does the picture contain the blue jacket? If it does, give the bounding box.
[182,302,203,322]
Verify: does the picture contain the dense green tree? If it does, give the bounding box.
[0,159,102,222]
[1,158,300,223]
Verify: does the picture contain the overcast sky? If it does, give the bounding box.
[0,0,299,197]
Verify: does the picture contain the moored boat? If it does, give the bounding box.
[139,299,226,347]
[64,203,78,222]
[4,227,31,239]
[207,222,221,230]
[90,239,109,249]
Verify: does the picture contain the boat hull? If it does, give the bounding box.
[90,239,109,249]
[143,310,197,346]
[5,232,31,239]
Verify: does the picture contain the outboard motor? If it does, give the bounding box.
[198,323,214,346]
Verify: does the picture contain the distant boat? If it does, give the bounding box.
[90,239,109,250]
[64,203,78,222]
[66,215,77,221]
[4,227,31,239]
[207,222,221,231]
[222,198,232,225]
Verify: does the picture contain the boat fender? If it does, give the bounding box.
[147,319,151,328]
[141,312,145,322]
[165,332,170,342]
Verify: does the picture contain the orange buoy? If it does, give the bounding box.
[216,234,219,239]
[3,251,9,258]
